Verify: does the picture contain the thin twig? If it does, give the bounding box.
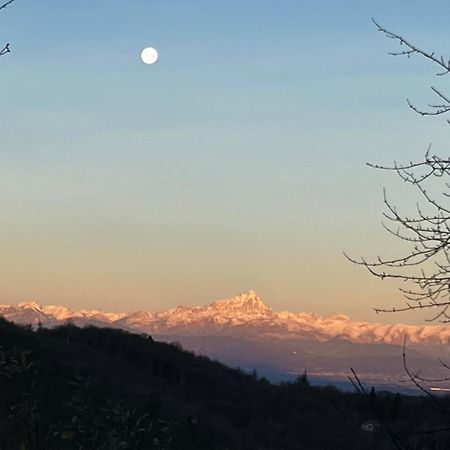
[0,0,17,11]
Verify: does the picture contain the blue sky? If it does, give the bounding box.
[1,0,449,321]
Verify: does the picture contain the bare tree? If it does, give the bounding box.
[343,21,450,448]
[0,0,17,57]
[346,20,450,323]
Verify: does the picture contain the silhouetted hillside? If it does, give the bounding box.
[0,318,449,449]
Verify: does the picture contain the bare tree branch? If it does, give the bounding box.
[346,19,450,445]
[373,18,450,118]
[372,18,450,75]
[0,0,17,11]
[0,0,17,58]
[346,22,450,321]
[0,43,10,56]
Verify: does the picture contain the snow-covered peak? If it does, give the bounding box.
[327,313,350,321]
[7,302,126,324]
[41,305,75,320]
[209,291,273,317]
[17,301,42,310]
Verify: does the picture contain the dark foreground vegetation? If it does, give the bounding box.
[0,319,449,449]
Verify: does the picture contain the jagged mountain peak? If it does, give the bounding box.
[17,300,42,310]
[209,290,272,316]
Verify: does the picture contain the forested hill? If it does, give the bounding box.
[0,318,447,449]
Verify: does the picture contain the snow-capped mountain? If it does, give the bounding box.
[5,290,450,386]
[2,290,450,347]
[0,301,126,328]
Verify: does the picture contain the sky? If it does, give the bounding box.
[1,0,450,322]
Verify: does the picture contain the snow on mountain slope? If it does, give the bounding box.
[2,291,450,346]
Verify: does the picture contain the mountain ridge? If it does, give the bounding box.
[2,290,450,347]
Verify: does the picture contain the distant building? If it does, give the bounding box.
[361,420,380,433]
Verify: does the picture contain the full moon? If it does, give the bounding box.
[141,47,159,64]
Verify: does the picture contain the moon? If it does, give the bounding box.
[141,47,159,65]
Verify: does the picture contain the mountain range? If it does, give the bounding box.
[2,290,450,388]
[3,290,450,345]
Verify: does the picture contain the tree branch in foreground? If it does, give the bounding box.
[0,0,17,57]
[373,19,450,121]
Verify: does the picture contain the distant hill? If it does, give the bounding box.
[2,291,450,385]
[0,318,449,449]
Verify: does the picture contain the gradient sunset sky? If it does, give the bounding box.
[1,0,449,321]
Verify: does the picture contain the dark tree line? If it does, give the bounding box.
[1,318,449,450]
